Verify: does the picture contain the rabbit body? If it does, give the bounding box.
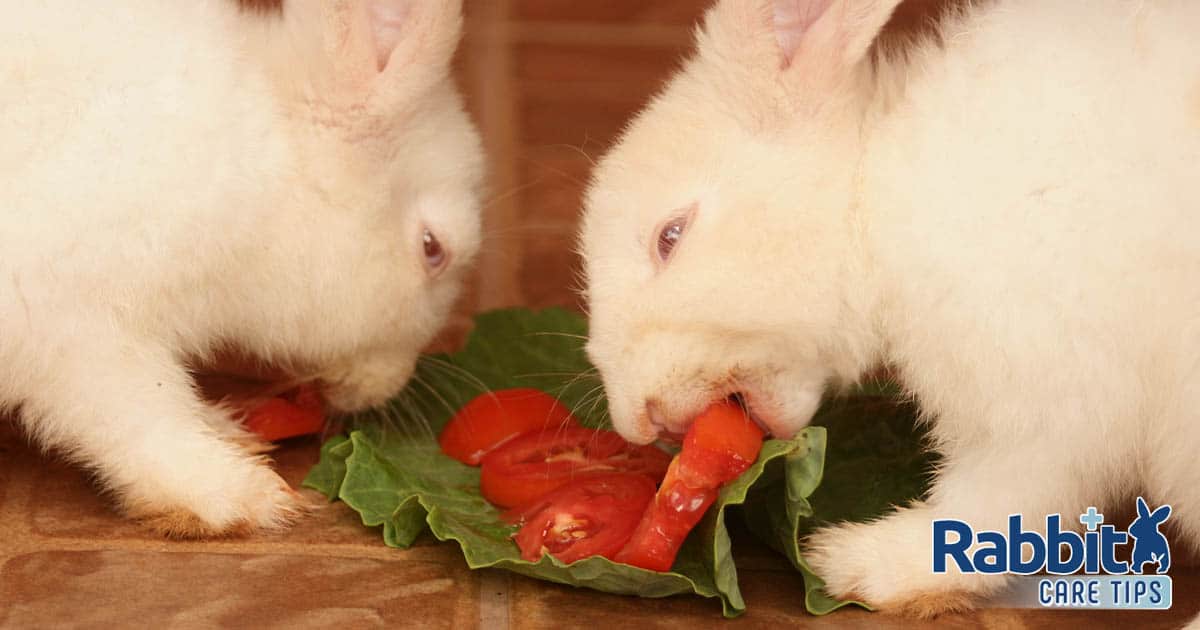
[822,0,1200,610]
[0,1,483,536]
[581,0,1199,614]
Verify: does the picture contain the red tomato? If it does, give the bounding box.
[480,426,671,509]
[613,460,717,572]
[510,474,656,563]
[677,401,764,487]
[243,384,325,442]
[614,400,765,572]
[438,388,579,465]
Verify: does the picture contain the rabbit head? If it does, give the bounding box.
[245,0,484,411]
[580,0,901,443]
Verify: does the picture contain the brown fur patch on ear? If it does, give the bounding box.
[236,0,282,15]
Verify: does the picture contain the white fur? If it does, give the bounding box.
[581,0,1200,612]
[0,0,483,535]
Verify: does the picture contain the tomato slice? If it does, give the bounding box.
[480,426,671,509]
[438,388,580,465]
[613,460,717,572]
[677,400,764,488]
[510,474,656,563]
[614,400,765,572]
[243,384,326,442]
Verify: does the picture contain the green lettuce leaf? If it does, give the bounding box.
[303,307,931,617]
[739,395,933,614]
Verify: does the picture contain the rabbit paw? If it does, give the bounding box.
[804,512,998,618]
[122,458,308,538]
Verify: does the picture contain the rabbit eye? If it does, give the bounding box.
[422,228,448,274]
[655,213,691,264]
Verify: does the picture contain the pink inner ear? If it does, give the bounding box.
[773,0,836,65]
[368,0,412,72]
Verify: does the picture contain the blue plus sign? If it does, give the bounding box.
[1080,507,1104,531]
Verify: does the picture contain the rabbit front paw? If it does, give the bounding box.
[121,456,308,538]
[804,509,999,618]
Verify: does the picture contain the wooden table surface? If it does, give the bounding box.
[1,424,1196,629]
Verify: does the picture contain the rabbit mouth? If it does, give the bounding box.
[649,393,770,446]
[716,375,822,440]
[728,391,790,439]
[641,369,820,444]
[688,389,785,437]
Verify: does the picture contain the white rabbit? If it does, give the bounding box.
[580,0,1199,616]
[0,0,483,537]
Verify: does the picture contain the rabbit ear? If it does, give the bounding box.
[1137,496,1151,519]
[287,0,463,96]
[773,0,836,61]
[702,0,901,80]
[368,0,463,75]
[1151,504,1172,523]
[774,0,899,68]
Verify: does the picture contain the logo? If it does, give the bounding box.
[1129,497,1171,575]
[931,497,1172,610]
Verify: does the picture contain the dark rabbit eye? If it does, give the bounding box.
[422,228,447,273]
[656,215,690,263]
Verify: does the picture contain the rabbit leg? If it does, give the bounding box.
[17,337,306,537]
[804,435,1111,618]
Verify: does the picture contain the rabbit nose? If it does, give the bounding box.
[645,398,685,442]
[645,398,667,432]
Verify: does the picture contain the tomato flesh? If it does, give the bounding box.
[480,426,671,509]
[438,388,580,465]
[243,384,325,442]
[438,390,766,570]
[510,474,656,563]
[612,460,716,571]
[677,401,764,487]
[614,400,765,571]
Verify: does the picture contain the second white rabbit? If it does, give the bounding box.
[580,0,1200,616]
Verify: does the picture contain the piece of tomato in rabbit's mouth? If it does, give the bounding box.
[655,392,774,448]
